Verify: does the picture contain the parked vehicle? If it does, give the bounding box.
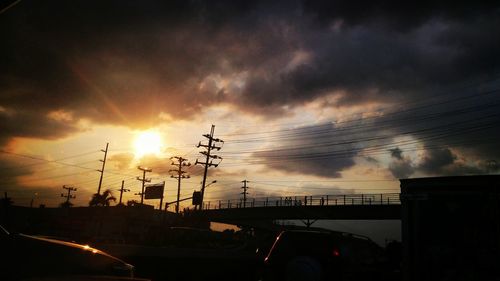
[260,230,387,281]
[0,224,137,280]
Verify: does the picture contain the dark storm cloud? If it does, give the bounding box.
[302,1,499,30]
[388,158,414,179]
[417,148,492,176]
[1,0,264,137]
[2,0,500,177]
[1,1,498,134]
[418,148,456,174]
[0,156,34,183]
[251,123,359,178]
[260,156,355,179]
[0,109,80,146]
[388,145,493,178]
[389,148,403,160]
[238,16,500,110]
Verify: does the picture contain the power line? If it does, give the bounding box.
[1,150,100,171]
[0,0,22,15]
[223,100,500,144]
[221,115,500,162]
[215,74,500,130]
[219,85,500,138]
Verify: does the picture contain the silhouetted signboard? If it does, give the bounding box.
[192,191,202,205]
[144,183,164,199]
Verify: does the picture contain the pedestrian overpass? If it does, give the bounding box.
[197,193,401,225]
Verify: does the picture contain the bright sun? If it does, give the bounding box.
[134,131,162,158]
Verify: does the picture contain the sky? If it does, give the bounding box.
[1,1,500,213]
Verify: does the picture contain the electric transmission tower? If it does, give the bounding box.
[195,125,223,210]
[169,156,191,213]
[241,180,250,208]
[136,166,152,204]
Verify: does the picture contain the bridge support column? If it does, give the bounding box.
[301,219,317,228]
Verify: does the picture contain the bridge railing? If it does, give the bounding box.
[202,193,400,210]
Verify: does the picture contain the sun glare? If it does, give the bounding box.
[134,131,162,158]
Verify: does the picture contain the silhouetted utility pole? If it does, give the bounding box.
[117,180,130,205]
[97,143,109,195]
[30,192,38,208]
[169,156,191,213]
[137,166,152,204]
[195,125,223,210]
[241,180,250,208]
[61,185,77,204]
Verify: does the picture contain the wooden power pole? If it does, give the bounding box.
[169,156,191,213]
[97,143,109,195]
[117,180,130,205]
[61,185,77,204]
[241,180,250,208]
[195,125,223,210]
[137,166,152,204]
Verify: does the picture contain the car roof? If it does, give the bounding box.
[281,229,372,241]
[18,234,130,265]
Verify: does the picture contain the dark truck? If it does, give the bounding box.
[260,230,390,281]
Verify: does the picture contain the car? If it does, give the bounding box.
[259,230,388,281]
[0,224,139,280]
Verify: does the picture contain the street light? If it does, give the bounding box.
[201,180,217,209]
[198,180,217,189]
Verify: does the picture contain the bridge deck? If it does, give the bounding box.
[198,193,401,222]
[202,204,401,222]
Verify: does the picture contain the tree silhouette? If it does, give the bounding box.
[89,189,116,207]
[126,199,138,206]
[59,201,73,208]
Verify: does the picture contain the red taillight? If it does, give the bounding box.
[332,249,340,257]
